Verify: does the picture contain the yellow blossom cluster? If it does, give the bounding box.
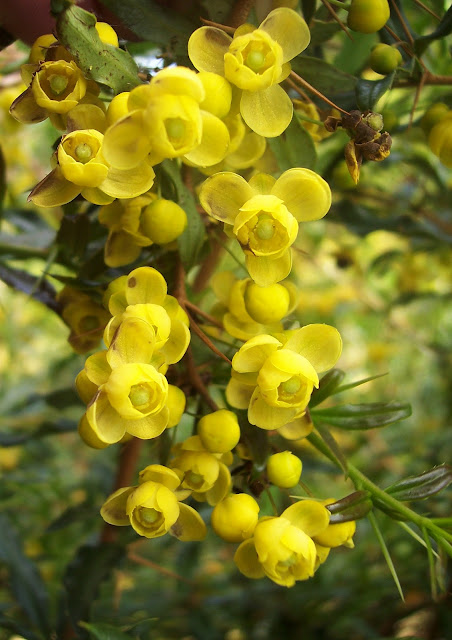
[8,5,359,589]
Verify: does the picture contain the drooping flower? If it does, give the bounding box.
[188,7,311,137]
[234,500,330,587]
[226,324,342,433]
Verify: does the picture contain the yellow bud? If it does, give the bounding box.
[197,409,241,453]
[244,282,290,324]
[199,72,232,118]
[211,493,259,542]
[141,199,187,244]
[369,44,402,75]
[429,113,452,168]
[347,0,390,34]
[267,451,302,488]
[420,103,450,136]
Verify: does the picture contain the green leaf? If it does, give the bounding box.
[0,514,51,636]
[56,5,140,93]
[311,402,412,429]
[79,621,134,640]
[159,160,205,270]
[268,115,317,172]
[385,464,452,501]
[0,418,77,446]
[368,511,405,601]
[309,20,343,47]
[56,213,91,262]
[0,145,6,219]
[0,263,60,312]
[414,6,452,56]
[309,369,346,408]
[46,503,99,533]
[356,72,395,111]
[327,490,373,523]
[291,56,357,97]
[60,543,126,637]
[332,372,388,395]
[98,0,198,57]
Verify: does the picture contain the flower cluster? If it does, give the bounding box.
[76,267,190,448]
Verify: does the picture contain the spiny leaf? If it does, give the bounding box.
[368,511,404,601]
[356,72,395,111]
[56,5,140,93]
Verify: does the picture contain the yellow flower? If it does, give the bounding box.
[170,436,231,505]
[188,7,310,137]
[266,451,302,488]
[28,129,156,207]
[57,286,110,354]
[234,500,330,587]
[100,478,207,541]
[102,66,230,170]
[226,324,342,431]
[200,168,331,286]
[197,409,241,453]
[10,60,87,125]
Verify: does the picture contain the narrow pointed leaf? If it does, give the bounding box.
[312,402,411,430]
[368,511,404,601]
[79,621,134,640]
[356,72,395,111]
[309,369,346,407]
[385,464,452,501]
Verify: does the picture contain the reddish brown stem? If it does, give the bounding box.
[184,345,219,412]
[192,235,224,294]
[228,0,255,28]
[290,71,350,115]
[128,551,193,584]
[320,0,354,41]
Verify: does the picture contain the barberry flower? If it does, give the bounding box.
[188,8,310,137]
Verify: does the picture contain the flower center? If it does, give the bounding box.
[140,507,160,524]
[75,143,93,163]
[186,471,203,486]
[255,214,275,240]
[48,74,68,96]
[129,384,151,408]
[280,376,302,395]
[246,50,266,71]
[278,553,297,568]
[165,117,186,140]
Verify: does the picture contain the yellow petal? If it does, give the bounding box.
[240,85,293,137]
[246,250,292,286]
[125,267,168,305]
[100,161,155,199]
[225,376,255,409]
[100,487,135,525]
[107,316,156,368]
[102,110,150,170]
[248,387,299,429]
[103,230,142,268]
[278,413,313,440]
[171,503,207,541]
[259,7,311,63]
[231,334,281,373]
[78,414,110,449]
[184,110,230,167]
[248,172,276,194]
[66,103,107,133]
[272,168,331,222]
[9,86,47,124]
[205,463,231,506]
[84,350,111,386]
[234,538,265,578]
[150,66,205,103]
[282,500,330,537]
[227,130,267,170]
[28,167,81,207]
[284,324,342,372]
[188,27,231,75]
[126,407,169,439]
[81,187,115,205]
[85,391,127,445]
[199,171,253,224]
[139,464,182,490]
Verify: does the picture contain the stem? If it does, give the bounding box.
[320,0,353,41]
[290,71,350,115]
[0,241,49,259]
[184,345,219,412]
[326,0,351,8]
[308,431,452,549]
[192,235,224,294]
[228,0,255,29]
[100,438,143,544]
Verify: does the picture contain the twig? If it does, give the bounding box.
[192,235,224,294]
[290,71,350,115]
[128,551,194,584]
[184,345,219,412]
[228,0,255,29]
[100,438,144,544]
[411,0,440,20]
[390,0,414,46]
[187,313,233,365]
[184,300,224,329]
[409,71,426,128]
[320,0,354,41]
[200,18,235,34]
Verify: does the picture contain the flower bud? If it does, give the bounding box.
[197,409,241,453]
[266,451,302,488]
[429,113,452,168]
[420,103,450,136]
[141,199,188,245]
[369,44,402,75]
[211,493,260,542]
[244,282,290,324]
[347,0,390,34]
